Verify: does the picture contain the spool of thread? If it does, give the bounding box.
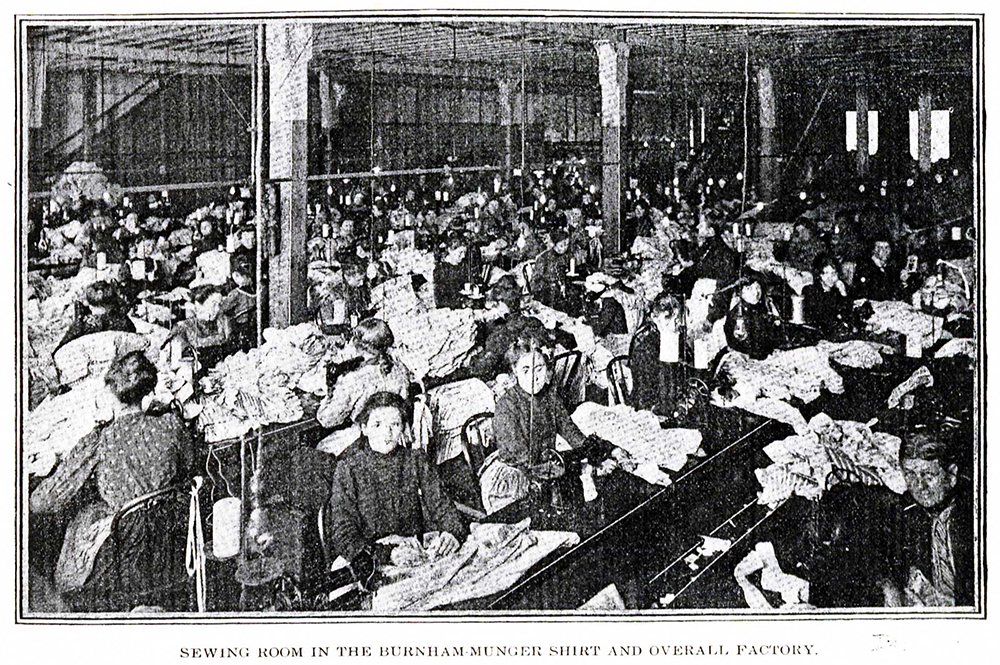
[791,295,805,324]
[568,257,577,275]
[350,313,359,328]
[952,226,962,241]
[130,259,146,281]
[226,234,237,253]
[212,497,242,559]
[332,299,346,325]
[658,326,680,363]
[123,196,130,208]
[905,334,922,358]
[474,207,480,219]
[322,223,330,238]
[494,178,501,194]
[96,252,107,271]
[693,339,711,369]
[435,190,442,201]
[463,282,473,295]
[732,222,740,237]
[744,223,752,237]
[580,462,598,502]
[442,191,449,202]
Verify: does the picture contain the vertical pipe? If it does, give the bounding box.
[255,23,266,347]
[856,79,870,177]
[918,87,932,172]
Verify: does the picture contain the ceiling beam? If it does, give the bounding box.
[39,40,251,69]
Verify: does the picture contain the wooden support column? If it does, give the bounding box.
[757,65,777,200]
[267,22,312,328]
[918,88,932,172]
[498,77,513,179]
[856,80,870,177]
[595,39,629,256]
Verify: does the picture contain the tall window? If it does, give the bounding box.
[909,109,951,162]
[845,111,879,155]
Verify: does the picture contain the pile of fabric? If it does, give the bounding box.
[816,339,890,369]
[425,378,496,465]
[721,346,845,405]
[24,267,105,399]
[372,519,579,612]
[745,238,814,295]
[380,246,435,282]
[914,258,975,313]
[571,402,703,483]
[50,161,116,204]
[197,323,337,441]
[755,413,906,509]
[864,300,948,349]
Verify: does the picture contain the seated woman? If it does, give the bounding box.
[802,254,850,334]
[480,340,589,514]
[433,234,481,310]
[724,271,785,360]
[221,254,257,353]
[29,351,194,611]
[57,281,136,351]
[163,284,232,375]
[326,391,467,566]
[629,293,686,415]
[316,318,414,430]
[531,228,573,310]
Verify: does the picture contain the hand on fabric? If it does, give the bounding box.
[835,280,848,298]
[430,531,460,558]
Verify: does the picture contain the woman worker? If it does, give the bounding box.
[326,391,467,567]
[802,253,851,335]
[57,280,136,351]
[481,339,598,514]
[317,318,414,430]
[29,351,194,611]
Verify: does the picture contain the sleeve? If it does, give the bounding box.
[552,394,588,449]
[55,310,87,352]
[316,371,358,428]
[326,459,369,562]
[494,394,530,470]
[29,427,102,514]
[164,413,195,478]
[416,453,469,542]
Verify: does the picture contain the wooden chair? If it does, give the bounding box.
[551,350,585,410]
[65,483,193,612]
[606,355,633,406]
[461,412,495,479]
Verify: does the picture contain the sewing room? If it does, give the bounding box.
[19,16,981,615]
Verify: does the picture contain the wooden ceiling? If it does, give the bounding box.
[26,18,973,77]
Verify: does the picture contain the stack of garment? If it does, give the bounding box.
[864,300,948,349]
[425,378,496,465]
[571,402,703,485]
[24,267,105,398]
[197,323,337,441]
[755,413,907,509]
[25,330,153,477]
[380,247,435,282]
[914,258,975,314]
[372,520,579,612]
[716,346,846,434]
[816,339,891,370]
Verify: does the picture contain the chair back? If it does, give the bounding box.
[606,355,633,406]
[71,483,193,612]
[551,350,585,410]
[461,412,495,476]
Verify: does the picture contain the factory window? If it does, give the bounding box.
[845,110,879,155]
[909,109,951,162]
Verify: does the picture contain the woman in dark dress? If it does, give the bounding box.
[326,392,467,565]
[802,254,851,334]
[629,293,687,415]
[57,281,137,352]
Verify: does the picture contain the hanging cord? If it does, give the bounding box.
[740,34,750,214]
[185,476,207,612]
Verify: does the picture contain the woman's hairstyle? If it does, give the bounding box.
[812,253,841,276]
[104,351,158,405]
[352,317,394,353]
[354,390,408,426]
[504,335,551,373]
[489,275,521,307]
[85,281,123,310]
[900,425,958,469]
[649,292,682,320]
[191,284,225,304]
